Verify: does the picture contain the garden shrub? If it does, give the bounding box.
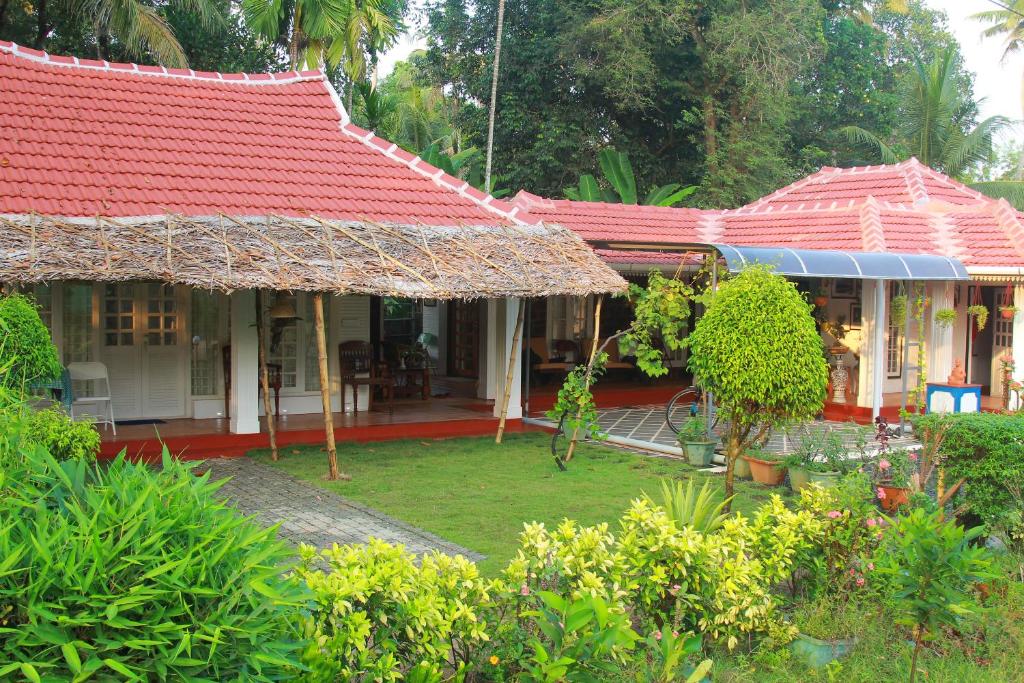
[296,539,492,682]
[916,412,1024,530]
[22,406,100,461]
[0,293,61,389]
[0,443,307,681]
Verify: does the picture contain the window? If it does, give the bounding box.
[64,283,93,363]
[267,294,299,389]
[103,283,135,347]
[382,297,421,349]
[887,285,903,378]
[190,290,222,396]
[995,290,1014,350]
[145,283,178,347]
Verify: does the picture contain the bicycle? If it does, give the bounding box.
[665,385,719,434]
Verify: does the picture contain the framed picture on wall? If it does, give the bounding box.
[832,279,859,299]
[849,302,862,329]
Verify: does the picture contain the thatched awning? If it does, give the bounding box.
[0,213,626,298]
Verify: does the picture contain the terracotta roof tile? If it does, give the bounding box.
[0,42,528,227]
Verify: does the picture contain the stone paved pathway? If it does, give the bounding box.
[201,457,484,561]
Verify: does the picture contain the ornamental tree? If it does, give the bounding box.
[0,294,62,391]
[687,266,828,506]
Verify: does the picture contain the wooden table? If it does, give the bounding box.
[391,367,430,400]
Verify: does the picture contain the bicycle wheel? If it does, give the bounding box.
[665,387,701,434]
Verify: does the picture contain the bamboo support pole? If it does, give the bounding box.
[255,290,279,461]
[564,295,604,462]
[496,298,526,443]
[313,293,343,480]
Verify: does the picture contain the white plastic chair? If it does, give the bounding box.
[67,361,116,436]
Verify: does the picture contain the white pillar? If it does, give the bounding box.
[229,289,260,434]
[493,297,523,419]
[478,298,500,400]
[929,282,955,383]
[865,279,887,420]
[1012,284,1024,411]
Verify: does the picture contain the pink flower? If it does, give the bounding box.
[909,452,918,462]
[866,518,877,528]
[654,631,662,641]
[672,631,679,637]
[827,510,842,519]
[856,577,865,587]
[849,568,856,576]
[876,487,887,500]
[879,459,891,470]
[867,562,874,571]
[520,585,530,596]
[669,584,681,596]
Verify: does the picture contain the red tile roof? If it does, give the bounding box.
[512,160,1024,270]
[0,42,528,226]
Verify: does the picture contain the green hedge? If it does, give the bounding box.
[0,442,308,681]
[917,412,1024,526]
[0,294,61,389]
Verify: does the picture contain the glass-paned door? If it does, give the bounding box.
[447,300,479,378]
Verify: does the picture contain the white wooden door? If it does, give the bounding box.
[141,283,187,418]
[99,283,187,420]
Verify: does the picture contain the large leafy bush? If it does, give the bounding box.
[0,443,307,681]
[916,412,1024,528]
[22,406,100,461]
[687,266,829,502]
[0,293,61,389]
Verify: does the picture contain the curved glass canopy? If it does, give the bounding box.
[712,244,969,281]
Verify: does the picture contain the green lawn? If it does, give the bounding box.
[250,432,776,574]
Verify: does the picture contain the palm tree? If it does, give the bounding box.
[70,0,219,67]
[483,0,505,194]
[840,47,1010,179]
[243,0,398,72]
[974,0,1024,118]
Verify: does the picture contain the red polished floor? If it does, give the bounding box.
[100,398,532,460]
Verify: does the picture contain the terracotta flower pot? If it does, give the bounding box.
[1001,308,1016,320]
[879,484,911,511]
[743,455,787,486]
[814,296,829,307]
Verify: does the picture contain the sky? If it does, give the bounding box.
[379,0,1024,123]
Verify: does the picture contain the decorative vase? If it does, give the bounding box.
[733,456,751,479]
[879,484,911,511]
[807,470,842,488]
[682,441,716,467]
[790,633,858,668]
[789,466,812,492]
[743,455,786,486]
[828,347,850,404]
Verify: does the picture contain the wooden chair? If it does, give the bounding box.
[339,341,393,413]
[530,337,577,384]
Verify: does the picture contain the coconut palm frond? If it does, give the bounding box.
[839,125,901,165]
[970,180,1024,210]
[942,116,1011,178]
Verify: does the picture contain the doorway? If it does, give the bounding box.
[447,300,480,378]
[99,282,188,419]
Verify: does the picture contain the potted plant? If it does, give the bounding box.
[891,294,908,328]
[733,450,752,479]
[790,597,868,668]
[872,448,915,512]
[742,448,787,486]
[782,449,814,493]
[677,417,716,467]
[999,304,1018,320]
[813,289,829,308]
[966,304,988,331]
[934,308,956,329]
[805,431,851,488]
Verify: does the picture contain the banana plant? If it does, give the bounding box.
[564,149,697,207]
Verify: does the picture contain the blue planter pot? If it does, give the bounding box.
[790,633,858,668]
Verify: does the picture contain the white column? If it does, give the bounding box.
[929,282,955,383]
[493,297,523,419]
[860,279,888,419]
[478,298,500,400]
[229,289,260,434]
[1012,284,1024,411]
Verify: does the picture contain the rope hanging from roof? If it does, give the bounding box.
[0,212,626,299]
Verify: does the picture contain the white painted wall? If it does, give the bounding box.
[229,290,260,434]
[493,297,523,419]
[1012,285,1024,411]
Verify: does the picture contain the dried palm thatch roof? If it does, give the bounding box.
[0,213,626,298]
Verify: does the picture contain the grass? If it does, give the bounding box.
[250,432,776,574]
